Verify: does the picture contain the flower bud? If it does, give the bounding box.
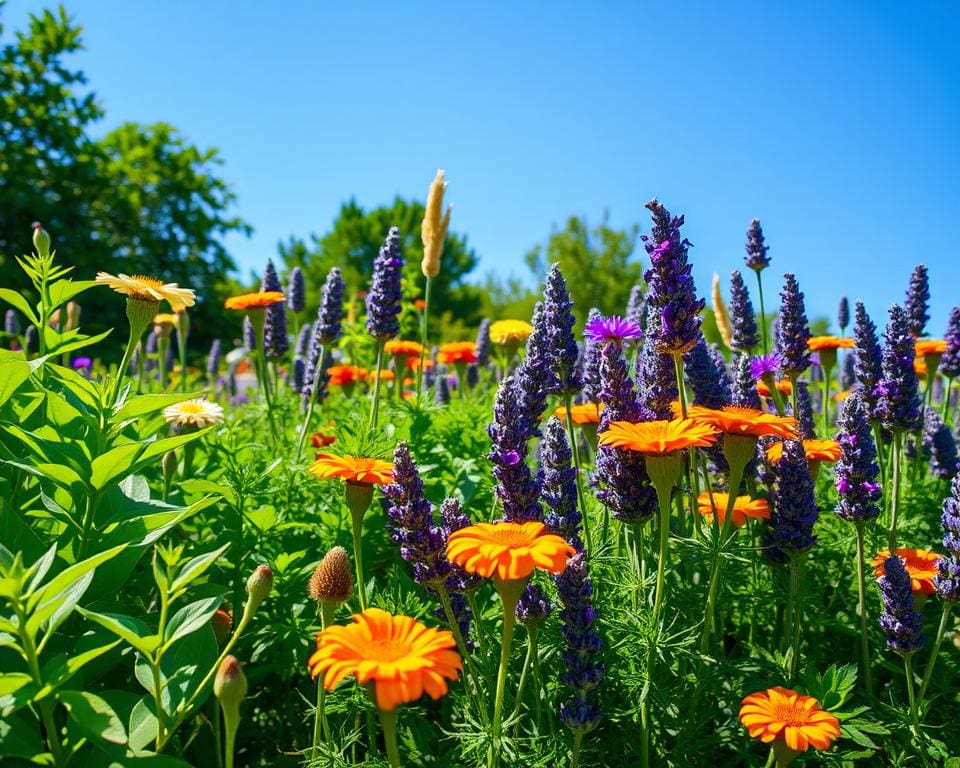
[162,450,178,489]
[213,655,247,712]
[246,564,273,613]
[308,546,353,606]
[210,609,233,646]
[66,301,81,331]
[32,222,51,257]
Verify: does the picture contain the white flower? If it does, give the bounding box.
[163,398,225,428]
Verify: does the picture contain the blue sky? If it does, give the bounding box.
[8,1,960,331]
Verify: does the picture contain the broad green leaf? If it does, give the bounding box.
[170,544,229,594]
[4,459,86,492]
[91,429,212,491]
[0,710,46,761]
[23,544,58,596]
[162,596,223,647]
[127,696,158,753]
[75,609,157,657]
[40,637,121,694]
[61,690,127,745]
[0,673,33,696]
[0,288,39,325]
[112,392,206,426]
[47,279,99,309]
[178,478,235,506]
[42,327,113,358]
[0,359,32,403]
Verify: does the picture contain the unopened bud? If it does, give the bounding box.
[308,546,353,606]
[66,301,81,331]
[213,655,247,711]
[246,564,273,613]
[32,222,51,257]
[163,450,178,488]
[211,609,233,646]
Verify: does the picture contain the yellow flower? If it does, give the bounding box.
[162,398,225,428]
[96,272,196,312]
[421,169,452,278]
[598,419,718,455]
[489,320,533,346]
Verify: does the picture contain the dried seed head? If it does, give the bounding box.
[308,546,353,605]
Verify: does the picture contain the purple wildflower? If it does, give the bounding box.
[750,353,780,381]
[584,315,643,345]
[732,353,762,409]
[475,318,492,367]
[517,582,553,624]
[625,284,648,331]
[744,218,770,272]
[853,301,884,422]
[528,263,581,395]
[261,259,288,358]
[641,200,704,354]
[683,339,730,409]
[834,394,882,523]
[636,307,678,421]
[206,339,221,377]
[935,477,960,601]
[292,357,305,393]
[877,304,922,432]
[435,374,451,405]
[838,296,850,334]
[792,380,815,439]
[840,351,857,390]
[774,273,812,378]
[366,227,404,340]
[581,308,603,403]
[242,316,256,351]
[488,376,543,522]
[72,357,92,370]
[295,324,312,357]
[555,552,603,735]
[440,498,482,594]
[877,553,924,654]
[287,266,305,313]
[541,417,583,551]
[729,270,759,352]
[303,268,345,403]
[922,406,958,478]
[4,309,19,336]
[765,439,818,563]
[24,325,36,355]
[904,265,929,338]
[941,307,960,380]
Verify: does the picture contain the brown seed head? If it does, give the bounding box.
[308,546,353,605]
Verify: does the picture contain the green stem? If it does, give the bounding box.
[904,654,919,735]
[854,524,874,703]
[369,339,386,431]
[350,505,369,611]
[510,624,538,726]
[571,731,583,768]
[563,394,592,552]
[652,481,674,624]
[673,353,688,419]
[788,558,803,680]
[438,587,489,726]
[311,603,335,760]
[110,322,143,407]
[943,378,954,423]
[487,579,524,768]
[822,362,834,436]
[179,329,188,394]
[889,431,903,551]
[223,714,237,768]
[15,602,66,767]
[158,335,169,391]
[755,270,768,356]
[918,601,953,706]
[295,344,326,461]
[700,461,744,653]
[378,706,402,768]
[417,277,432,398]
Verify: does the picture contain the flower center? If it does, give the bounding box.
[489,527,533,547]
[178,403,205,414]
[773,703,809,727]
[368,637,413,662]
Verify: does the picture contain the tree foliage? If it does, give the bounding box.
[0,6,250,352]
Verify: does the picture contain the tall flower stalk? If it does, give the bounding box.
[744,219,771,354]
[418,170,451,397]
[366,228,404,430]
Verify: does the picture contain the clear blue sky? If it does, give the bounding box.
[8,1,960,331]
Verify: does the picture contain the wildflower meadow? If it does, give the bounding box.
[2,176,960,768]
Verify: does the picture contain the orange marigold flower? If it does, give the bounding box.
[437,341,477,365]
[916,339,947,357]
[872,548,941,595]
[598,419,718,455]
[756,379,793,398]
[384,340,424,357]
[308,455,394,485]
[406,356,433,371]
[688,405,798,440]
[739,686,841,753]
[553,403,604,425]
[307,607,461,712]
[328,365,367,387]
[806,335,855,352]
[310,430,336,449]
[414,299,427,311]
[766,439,841,464]
[373,369,396,381]
[697,492,771,526]
[224,291,286,310]
[446,521,575,581]
[914,357,928,378]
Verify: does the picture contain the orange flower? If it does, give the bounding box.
[327,365,367,387]
[311,430,336,449]
[872,548,941,595]
[766,439,841,464]
[446,521,575,581]
[739,686,841,753]
[756,379,793,398]
[414,299,427,311]
[916,339,947,357]
[914,357,928,378]
[688,405,798,440]
[437,341,477,365]
[598,419,718,455]
[384,340,424,358]
[224,291,286,310]
[406,356,433,371]
[554,403,604,425]
[307,607,461,712]
[373,369,396,381]
[308,455,394,485]
[806,336,855,352]
[697,492,771,526]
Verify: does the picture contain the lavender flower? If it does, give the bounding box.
[287,266,306,313]
[206,339,221,377]
[581,308,603,403]
[683,339,731,409]
[541,417,582,551]
[72,357,92,371]
[732,353,762,409]
[853,301,884,421]
[488,377,543,522]
[366,227,404,340]
[292,357,305,393]
[440,498,482,594]
[729,270,759,351]
[936,477,960,601]
[792,380,815,439]
[242,316,256,351]
[4,309,20,336]
[475,318,492,367]
[766,439,818,562]
[878,553,924,654]
[555,552,603,734]
[24,325,37,354]
[941,307,960,380]
[834,394,882,523]
[642,199,704,354]
[904,265,929,338]
[922,406,958,478]
[295,324,312,357]
[744,218,770,272]
[625,284,648,330]
[636,309,678,421]
[435,374,451,405]
[840,351,857,390]
[466,364,480,390]
[516,583,552,624]
[525,263,581,395]
[838,296,850,334]
[774,273,812,378]
[316,267,346,343]
[261,259,288,358]
[750,352,780,381]
[877,304,922,432]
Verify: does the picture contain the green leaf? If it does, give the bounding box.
[43,327,113,358]
[47,279,98,309]
[61,690,127,745]
[112,392,207,426]
[127,696,158,753]
[0,358,33,403]
[163,595,224,648]
[40,637,121,693]
[170,544,229,594]
[23,544,58,596]
[91,429,213,491]
[0,710,46,761]
[0,673,34,696]
[0,288,39,326]
[76,608,158,656]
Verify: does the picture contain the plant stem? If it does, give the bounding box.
[350,506,368,611]
[378,706,402,768]
[854,523,874,703]
[904,654,920,735]
[311,603,335,760]
[788,558,803,679]
[111,322,142,406]
[673,353,688,419]
[755,271,768,356]
[943,378,954,423]
[918,601,953,706]
[510,624,538,726]
[368,339,385,431]
[15,601,66,767]
[563,394,592,552]
[889,430,903,551]
[417,277,432,398]
[487,579,524,768]
[571,731,583,768]
[822,362,833,436]
[295,343,326,461]
[700,461,743,653]
[438,587,489,726]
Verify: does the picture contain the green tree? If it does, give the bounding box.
[279,197,483,340]
[524,213,644,328]
[0,6,250,354]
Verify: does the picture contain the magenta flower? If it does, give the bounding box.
[749,353,780,380]
[584,315,643,345]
